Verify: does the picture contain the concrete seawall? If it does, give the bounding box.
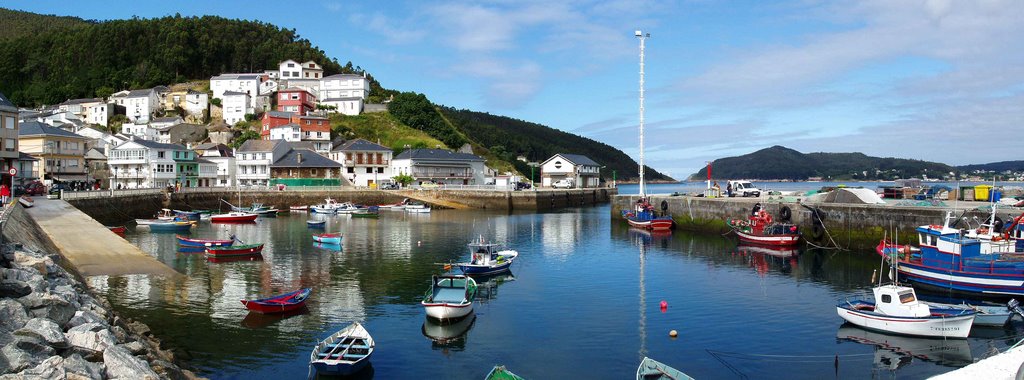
[613,195,1006,250]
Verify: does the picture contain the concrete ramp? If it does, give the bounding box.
[4,198,180,278]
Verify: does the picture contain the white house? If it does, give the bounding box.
[319,97,363,116]
[235,139,290,186]
[108,139,182,189]
[331,139,393,187]
[75,127,127,151]
[150,116,183,130]
[222,91,252,125]
[278,60,323,81]
[120,122,156,141]
[57,98,109,126]
[390,148,486,187]
[320,74,370,100]
[209,73,264,100]
[85,103,112,127]
[269,123,300,142]
[540,153,602,188]
[193,143,235,187]
[184,90,208,118]
[123,89,160,123]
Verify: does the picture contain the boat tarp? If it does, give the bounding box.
[808,188,886,204]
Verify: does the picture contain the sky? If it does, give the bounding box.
[7,0,1024,179]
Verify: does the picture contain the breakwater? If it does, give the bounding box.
[613,195,1005,249]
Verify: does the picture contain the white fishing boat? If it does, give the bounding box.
[421,274,476,321]
[837,284,976,338]
[405,203,431,213]
[311,198,359,214]
[309,322,374,376]
[455,236,518,276]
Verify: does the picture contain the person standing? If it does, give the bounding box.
[0,182,10,205]
[726,182,732,197]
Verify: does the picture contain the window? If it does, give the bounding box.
[174,151,180,159]
[899,291,916,304]
[158,151,165,158]
[316,132,322,138]
[881,294,891,303]
[4,116,14,129]
[365,167,372,174]
[347,167,354,173]
[280,94,287,100]
[3,139,12,151]
[377,167,384,173]
[311,169,317,176]
[287,63,295,68]
[292,71,299,77]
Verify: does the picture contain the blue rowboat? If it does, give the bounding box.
[147,221,193,233]
[637,357,694,380]
[307,220,326,228]
[310,322,374,376]
[312,233,342,245]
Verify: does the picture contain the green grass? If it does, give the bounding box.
[330,113,445,151]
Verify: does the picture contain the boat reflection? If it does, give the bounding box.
[836,325,974,368]
[422,314,476,351]
[240,307,309,329]
[177,247,206,254]
[627,227,672,249]
[311,364,374,380]
[474,272,515,303]
[735,244,799,275]
[314,242,343,252]
[206,254,264,264]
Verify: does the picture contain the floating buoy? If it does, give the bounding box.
[669,330,678,338]
[417,241,422,246]
[660,300,668,310]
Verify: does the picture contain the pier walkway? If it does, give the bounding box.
[931,344,1024,379]
[3,198,179,278]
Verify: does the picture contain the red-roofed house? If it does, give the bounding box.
[260,111,294,139]
[277,87,316,115]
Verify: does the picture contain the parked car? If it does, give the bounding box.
[514,182,532,191]
[552,179,574,189]
[380,182,399,190]
[14,181,45,196]
[47,183,70,199]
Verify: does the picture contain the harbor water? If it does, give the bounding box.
[87,193,1024,379]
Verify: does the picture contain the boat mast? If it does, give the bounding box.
[636,30,649,198]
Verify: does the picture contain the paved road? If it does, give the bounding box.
[21,198,180,277]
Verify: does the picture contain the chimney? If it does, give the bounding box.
[297,152,303,164]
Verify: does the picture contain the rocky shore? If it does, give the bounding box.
[0,243,201,379]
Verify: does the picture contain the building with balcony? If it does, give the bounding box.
[269,116,331,153]
[235,139,290,187]
[390,148,486,186]
[16,152,38,186]
[18,121,88,184]
[0,92,19,182]
[278,60,323,80]
[108,139,201,189]
[331,139,392,187]
[193,143,235,187]
[540,153,602,188]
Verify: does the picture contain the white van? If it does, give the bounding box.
[728,180,762,197]
[552,179,575,189]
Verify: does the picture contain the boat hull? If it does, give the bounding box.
[458,261,513,276]
[147,222,193,233]
[626,217,674,231]
[210,213,258,223]
[422,303,473,321]
[306,221,326,228]
[241,288,311,314]
[312,234,342,245]
[836,303,975,338]
[205,244,264,257]
[735,230,801,246]
[176,235,233,247]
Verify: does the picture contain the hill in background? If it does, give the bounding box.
[689,146,954,181]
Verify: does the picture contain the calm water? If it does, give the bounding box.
[88,204,1024,379]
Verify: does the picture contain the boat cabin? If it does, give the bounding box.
[468,241,503,265]
[873,284,930,318]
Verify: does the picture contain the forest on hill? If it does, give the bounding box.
[689,146,954,181]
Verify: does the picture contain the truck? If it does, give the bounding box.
[727,180,762,197]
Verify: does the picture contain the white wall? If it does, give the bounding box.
[222,94,251,125]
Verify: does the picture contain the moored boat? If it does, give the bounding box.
[727,203,800,246]
[18,196,33,208]
[485,364,525,380]
[210,212,258,223]
[309,322,374,376]
[406,203,431,213]
[290,205,309,211]
[456,236,518,276]
[176,234,235,248]
[173,210,201,221]
[107,226,126,236]
[421,274,477,321]
[622,198,674,231]
[920,299,1024,326]
[351,206,380,218]
[312,233,342,245]
[205,243,264,258]
[307,220,326,228]
[837,284,975,338]
[146,221,193,233]
[636,357,693,380]
[240,288,312,314]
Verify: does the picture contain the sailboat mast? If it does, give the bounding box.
[636,30,649,198]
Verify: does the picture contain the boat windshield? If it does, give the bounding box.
[898,290,916,304]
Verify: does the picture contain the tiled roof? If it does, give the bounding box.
[321,97,363,102]
[557,153,600,167]
[211,73,261,81]
[0,92,17,111]
[18,121,88,139]
[393,148,483,161]
[237,139,281,152]
[222,91,248,96]
[130,139,187,151]
[57,98,103,106]
[323,74,365,80]
[264,111,294,119]
[271,149,340,168]
[337,138,390,152]
[126,89,155,98]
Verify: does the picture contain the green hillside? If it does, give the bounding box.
[0,8,91,41]
[329,112,445,152]
[690,146,954,181]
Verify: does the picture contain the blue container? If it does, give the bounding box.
[993,190,1002,202]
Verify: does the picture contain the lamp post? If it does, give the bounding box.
[528,162,539,191]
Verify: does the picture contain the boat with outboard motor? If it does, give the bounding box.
[455,236,519,276]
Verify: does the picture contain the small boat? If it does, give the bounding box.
[156,208,176,220]
[456,236,519,276]
[147,221,193,233]
[18,196,33,208]
[307,220,326,228]
[637,357,693,380]
[205,243,265,258]
[176,234,235,248]
[378,198,409,210]
[254,208,279,217]
[290,205,309,211]
[310,322,374,376]
[422,274,477,321]
[485,364,525,380]
[311,198,355,214]
[726,203,800,246]
[210,212,258,223]
[920,299,1024,326]
[351,206,380,218]
[173,210,201,221]
[312,233,342,245]
[622,198,674,231]
[837,283,976,338]
[406,203,431,213]
[107,226,126,236]
[240,288,312,314]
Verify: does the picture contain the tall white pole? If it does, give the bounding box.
[636,30,648,197]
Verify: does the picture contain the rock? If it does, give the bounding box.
[122,341,146,355]
[111,326,128,343]
[69,323,106,333]
[26,295,76,326]
[0,337,54,373]
[65,325,116,354]
[50,284,80,306]
[63,353,105,380]
[126,321,151,337]
[13,252,48,276]
[66,310,108,330]
[151,359,188,380]
[0,299,29,332]
[14,318,68,348]
[17,355,63,379]
[0,280,31,298]
[103,344,158,380]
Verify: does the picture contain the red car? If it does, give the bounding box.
[16,182,45,196]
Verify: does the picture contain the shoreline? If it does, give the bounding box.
[0,242,201,379]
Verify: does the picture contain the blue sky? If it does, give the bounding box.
[8,0,1024,178]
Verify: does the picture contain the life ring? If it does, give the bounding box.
[779,206,792,222]
[810,224,825,240]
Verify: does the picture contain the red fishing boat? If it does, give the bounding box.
[205,243,264,258]
[240,288,312,314]
[176,234,235,247]
[727,204,800,246]
[210,212,258,223]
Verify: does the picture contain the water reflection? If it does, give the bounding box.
[242,307,309,329]
[836,325,974,368]
[422,314,477,351]
[475,273,515,303]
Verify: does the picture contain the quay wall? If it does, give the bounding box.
[613,195,1001,250]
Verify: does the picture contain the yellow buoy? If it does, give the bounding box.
[669,330,678,338]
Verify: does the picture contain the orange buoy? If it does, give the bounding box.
[669,330,678,338]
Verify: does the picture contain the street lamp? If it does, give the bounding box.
[528,162,539,190]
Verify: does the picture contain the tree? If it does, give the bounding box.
[392,174,413,186]
[230,129,260,149]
